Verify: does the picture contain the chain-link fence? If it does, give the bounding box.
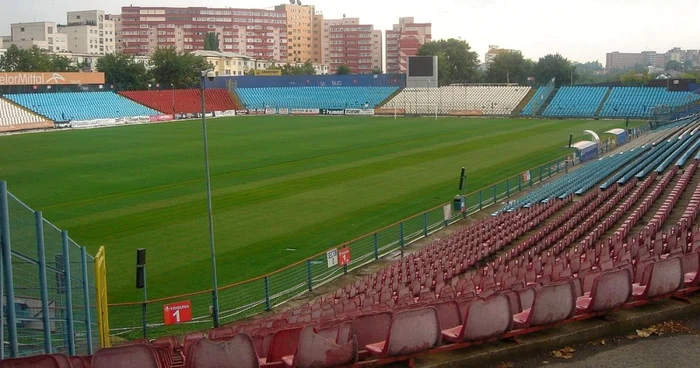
[108,155,573,339]
[0,181,99,358]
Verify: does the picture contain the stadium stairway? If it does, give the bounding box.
[594,87,614,117]
[511,87,538,116]
[375,87,404,109]
[536,87,558,115]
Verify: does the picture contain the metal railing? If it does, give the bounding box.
[107,155,573,339]
[0,181,100,358]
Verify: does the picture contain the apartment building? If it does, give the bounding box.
[59,10,116,55]
[274,3,317,63]
[323,17,382,74]
[4,22,68,52]
[118,6,287,60]
[385,17,431,74]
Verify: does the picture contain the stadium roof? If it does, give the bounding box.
[571,141,597,150]
[605,128,627,135]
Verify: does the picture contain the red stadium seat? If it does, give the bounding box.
[185,334,259,368]
[281,325,358,368]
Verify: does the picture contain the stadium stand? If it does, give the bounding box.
[542,86,609,117]
[519,87,547,116]
[600,87,700,118]
[0,97,53,132]
[119,89,239,114]
[235,86,398,110]
[383,86,531,115]
[4,92,159,122]
[5,111,700,366]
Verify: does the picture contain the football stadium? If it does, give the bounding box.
[2,3,700,368]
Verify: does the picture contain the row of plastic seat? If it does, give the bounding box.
[0,97,51,127]
[542,86,608,117]
[4,92,159,122]
[119,89,239,114]
[383,86,531,115]
[236,87,398,110]
[601,87,700,118]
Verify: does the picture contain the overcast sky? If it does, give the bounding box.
[2,0,698,63]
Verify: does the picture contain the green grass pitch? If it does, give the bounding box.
[0,116,634,305]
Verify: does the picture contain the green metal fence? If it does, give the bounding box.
[1,181,98,358]
[107,155,572,339]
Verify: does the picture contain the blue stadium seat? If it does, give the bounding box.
[600,87,700,118]
[5,92,159,121]
[542,87,608,117]
[235,86,399,110]
[520,87,547,116]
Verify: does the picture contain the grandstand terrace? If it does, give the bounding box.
[7,115,695,367]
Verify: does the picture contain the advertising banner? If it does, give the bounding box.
[278,108,289,115]
[0,72,105,86]
[236,109,250,115]
[149,114,174,122]
[291,108,320,115]
[218,110,236,117]
[448,110,483,116]
[265,108,276,115]
[320,109,345,115]
[374,108,405,115]
[345,109,375,116]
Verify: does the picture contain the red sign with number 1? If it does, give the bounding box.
[163,300,192,325]
[339,248,351,266]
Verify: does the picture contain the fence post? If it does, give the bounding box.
[373,233,379,260]
[306,260,312,292]
[81,247,94,355]
[0,181,19,357]
[530,172,533,186]
[518,175,522,192]
[61,230,76,356]
[479,190,482,210]
[399,222,405,258]
[35,211,52,354]
[264,276,271,311]
[423,213,428,237]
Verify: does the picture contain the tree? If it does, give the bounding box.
[280,61,316,75]
[485,51,534,85]
[620,69,651,86]
[49,54,79,72]
[534,54,576,87]
[336,64,350,75]
[665,60,683,72]
[371,68,382,74]
[149,47,212,88]
[96,52,149,90]
[417,38,479,86]
[204,32,220,52]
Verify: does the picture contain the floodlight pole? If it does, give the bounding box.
[200,69,221,328]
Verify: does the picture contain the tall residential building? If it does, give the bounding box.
[484,45,518,67]
[4,22,68,52]
[107,14,123,53]
[118,6,287,60]
[59,10,115,55]
[323,17,381,74]
[385,17,431,74]
[274,3,317,63]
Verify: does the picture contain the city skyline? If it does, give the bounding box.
[1,0,698,64]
